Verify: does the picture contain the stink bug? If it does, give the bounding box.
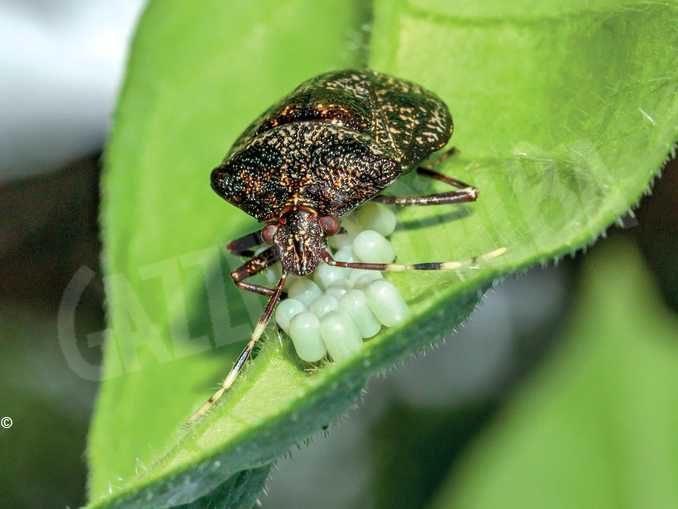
[191,69,504,422]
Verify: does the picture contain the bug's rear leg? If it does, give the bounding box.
[417,166,474,192]
[231,247,281,297]
[430,145,458,166]
[373,163,478,207]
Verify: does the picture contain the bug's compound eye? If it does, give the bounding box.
[262,224,278,243]
[319,216,340,236]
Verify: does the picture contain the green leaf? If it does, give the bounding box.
[87,0,678,507]
[428,239,678,509]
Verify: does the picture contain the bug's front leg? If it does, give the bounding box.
[227,230,265,257]
[231,246,280,297]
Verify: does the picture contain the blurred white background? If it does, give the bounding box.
[0,0,146,181]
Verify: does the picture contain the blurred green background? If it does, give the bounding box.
[1,1,678,508]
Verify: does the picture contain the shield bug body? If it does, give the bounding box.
[191,69,504,422]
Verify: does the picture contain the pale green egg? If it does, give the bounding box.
[353,202,396,237]
[283,274,303,290]
[313,262,348,290]
[352,230,395,264]
[274,298,305,333]
[335,245,373,284]
[333,245,357,282]
[338,290,381,338]
[288,311,327,363]
[341,214,363,235]
[327,232,355,250]
[324,286,349,300]
[351,270,383,288]
[288,278,322,306]
[365,280,409,326]
[309,294,339,318]
[334,246,355,265]
[319,311,363,361]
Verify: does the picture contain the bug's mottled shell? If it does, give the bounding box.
[211,69,452,222]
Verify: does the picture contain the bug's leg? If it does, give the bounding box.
[373,167,478,207]
[189,272,287,423]
[322,247,507,272]
[429,146,458,166]
[373,189,477,206]
[416,166,473,191]
[231,247,280,297]
[227,230,265,257]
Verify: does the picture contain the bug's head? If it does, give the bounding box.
[263,208,340,276]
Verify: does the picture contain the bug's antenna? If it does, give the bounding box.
[322,247,507,273]
[188,272,288,424]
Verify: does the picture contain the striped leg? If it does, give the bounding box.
[321,247,506,272]
[231,247,279,297]
[189,272,288,423]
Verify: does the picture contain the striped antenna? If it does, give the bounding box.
[188,272,287,423]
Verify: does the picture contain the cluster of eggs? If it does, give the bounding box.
[267,202,409,363]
